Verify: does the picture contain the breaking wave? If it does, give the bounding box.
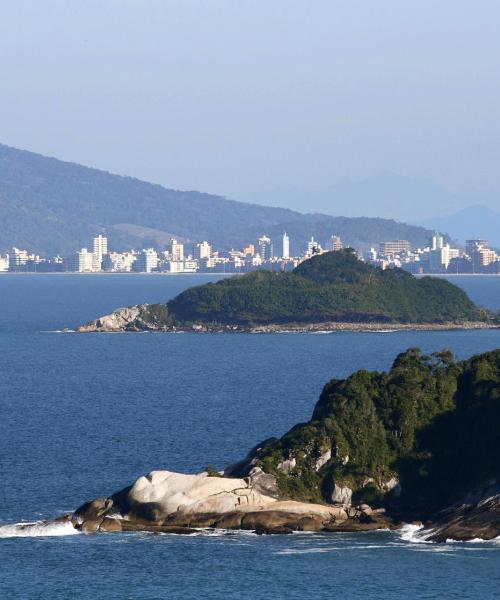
[0,521,80,538]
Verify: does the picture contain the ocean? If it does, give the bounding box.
[1,273,499,599]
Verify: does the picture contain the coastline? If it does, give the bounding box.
[76,314,500,333]
[246,321,499,333]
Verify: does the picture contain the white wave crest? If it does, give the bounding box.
[0,520,80,538]
[398,523,431,544]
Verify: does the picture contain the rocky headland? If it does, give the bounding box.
[39,347,500,541]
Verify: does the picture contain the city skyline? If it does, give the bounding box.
[2,230,499,276]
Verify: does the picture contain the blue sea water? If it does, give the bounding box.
[1,273,500,599]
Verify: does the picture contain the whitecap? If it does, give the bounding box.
[398,523,431,544]
[0,521,80,538]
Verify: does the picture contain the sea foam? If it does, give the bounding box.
[0,520,80,538]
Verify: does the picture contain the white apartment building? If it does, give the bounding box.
[431,232,444,250]
[0,255,9,271]
[92,235,108,271]
[306,237,322,256]
[193,241,211,260]
[428,244,460,271]
[134,248,158,273]
[170,239,184,262]
[379,240,411,256]
[282,232,290,259]
[69,248,94,272]
[258,235,273,260]
[8,247,30,270]
[330,235,343,251]
[165,260,198,273]
[103,251,137,272]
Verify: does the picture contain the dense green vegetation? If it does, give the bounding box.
[251,348,500,514]
[164,250,484,326]
[0,143,441,255]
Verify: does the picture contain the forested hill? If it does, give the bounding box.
[165,250,483,326]
[243,347,500,528]
[0,143,438,255]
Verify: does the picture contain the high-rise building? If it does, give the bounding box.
[465,239,488,255]
[306,236,321,255]
[93,235,108,259]
[92,235,108,271]
[193,241,212,260]
[465,240,496,272]
[429,245,460,271]
[170,239,184,261]
[282,232,290,259]
[431,232,444,250]
[8,247,30,271]
[103,251,137,272]
[243,244,255,256]
[68,248,94,272]
[134,249,158,273]
[379,240,411,256]
[330,235,343,251]
[258,235,273,261]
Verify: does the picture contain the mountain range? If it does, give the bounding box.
[0,144,440,256]
[239,173,500,224]
[422,206,500,247]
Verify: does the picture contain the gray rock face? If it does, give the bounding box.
[382,477,401,495]
[426,482,500,542]
[77,305,153,332]
[314,449,332,471]
[277,458,296,474]
[330,483,353,507]
[247,467,280,498]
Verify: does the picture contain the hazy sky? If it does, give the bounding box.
[1,1,500,216]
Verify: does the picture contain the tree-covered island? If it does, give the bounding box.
[77,250,496,332]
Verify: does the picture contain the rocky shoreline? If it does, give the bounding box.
[75,304,498,333]
[52,469,399,536]
[38,468,500,542]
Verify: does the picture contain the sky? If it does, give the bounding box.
[1,0,500,219]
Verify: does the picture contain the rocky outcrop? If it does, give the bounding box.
[66,469,397,535]
[426,482,500,542]
[77,305,151,332]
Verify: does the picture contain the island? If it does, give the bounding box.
[41,347,500,541]
[76,250,496,333]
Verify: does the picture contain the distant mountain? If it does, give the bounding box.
[240,173,498,223]
[0,144,438,256]
[422,206,500,246]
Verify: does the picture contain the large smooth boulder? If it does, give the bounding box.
[71,469,352,533]
[125,470,278,519]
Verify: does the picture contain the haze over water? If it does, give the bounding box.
[1,274,500,599]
